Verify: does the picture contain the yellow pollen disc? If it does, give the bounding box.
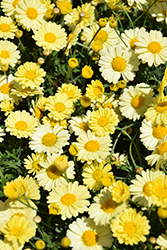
[79,122,89,132]
[26,7,38,20]
[1,83,12,94]
[153,125,167,139]
[102,199,117,213]
[94,30,107,43]
[112,57,126,72]
[129,38,139,50]
[0,23,10,32]
[25,70,35,80]
[46,164,62,179]
[143,182,152,196]
[44,32,56,43]
[32,160,41,170]
[13,0,20,7]
[104,103,113,109]
[148,41,162,54]
[84,140,100,152]
[61,193,76,206]
[124,222,136,235]
[157,142,167,155]
[92,170,102,181]
[154,186,167,198]
[55,102,65,112]
[156,101,167,113]
[67,33,73,45]
[131,95,145,108]
[0,50,10,59]
[15,121,27,131]
[94,87,103,96]
[42,133,57,146]
[98,117,108,127]
[82,230,97,246]
[12,226,22,236]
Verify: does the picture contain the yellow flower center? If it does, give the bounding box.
[26,7,38,20]
[131,95,145,108]
[148,41,162,54]
[154,186,167,198]
[143,182,152,196]
[94,30,107,43]
[102,199,117,213]
[92,170,102,181]
[67,33,73,45]
[25,70,35,80]
[112,57,126,72]
[15,121,27,131]
[44,32,56,43]
[46,164,62,179]
[12,226,22,236]
[61,193,76,206]
[55,102,65,112]
[98,117,108,127]
[84,140,100,152]
[129,38,138,50]
[42,133,57,146]
[94,87,103,96]
[1,83,12,94]
[153,125,167,139]
[157,142,167,155]
[49,203,61,215]
[0,50,10,59]
[32,160,41,170]
[156,101,167,113]
[0,23,10,32]
[64,90,73,97]
[82,230,97,246]
[124,222,136,235]
[13,0,20,7]
[79,122,89,132]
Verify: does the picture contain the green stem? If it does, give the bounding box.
[88,27,101,47]
[41,221,54,230]
[17,197,38,211]
[110,130,122,155]
[64,68,72,82]
[18,38,31,61]
[63,171,69,183]
[119,2,135,29]
[114,27,128,47]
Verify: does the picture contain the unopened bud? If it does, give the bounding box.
[91,0,98,6]
[80,35,87,42]
[54,155,68,172]
[15,30,23,38]
[37,57,45,65]
[35,240,46,250]
[149,237,156,244]
[68,58,78,69]
[79,12,86,18]
[43,49,51,56]
[98,18,107,28]
[109,19,117,28]
[53,7,60,14]
[1,64,8,72]
[61,236,71,248]
[33,215,42,224]
[80,95,91,107]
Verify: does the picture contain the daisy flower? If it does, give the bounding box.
[111,208,150,245]
[32,21,67,51]
[135,30,167,67]
[157,233,167,249]
[82,22,119,54]
[119,83,154,121]
[85,80,104,102]
[99,44,139,84]
[47,181,90,220]
[29,123,70,154]
[140,119,167,151]
[121,27,146,50]
[64,26,81,56]
[109,152,127,167]
[89,187,128,226]
[0,99,15,116]
[129,168,164,207]
[1,0,21,17]
[146,136,167,170]
[75,130,112,164]
[15,0,46,31]
[149,175,167,208]
[5,110,38,138]
[57,83,82,103]
[127,0,148,10]
[110,180,130,203]
[0,40,20,67]
[0,127,5,142]
[151,2,167,24]
[36,153,75,191]
[67,217,113,250]
[68,111,91,136]
[82,160,114,190]
[46,93,74,121]
[0,16,18,39]
[24,152,45,175]
[88,107,119,136]
[64,2,95,29]
[145,95,167,126]
[56,0,72,15]
[15,61,46,89]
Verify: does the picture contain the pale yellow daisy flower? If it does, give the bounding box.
[57,83,81,102]
[0,40,20,67]
[24,152,45,175]
[0,99,15,116]
[56,0,72,15]
[121,27,146,50]
[0,16,18,39]
[86,80,104,102]
[5,110,38,138]
[47,181,90,220]
[110,180,130,203]
[1,0,21,17]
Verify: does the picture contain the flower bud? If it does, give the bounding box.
[149,237,156,244]
[69,144,79,156]
[79,12,86,18]
[1,64,8,72]
[53,7,60,14]
[68,58,78,69]
[157,206,167,219]
[92,40,103,52]
[54,155,68,172]
[33,215,42,224]
[35,240,46,250]
[37,57,45,65]
[45,8,54,19]
[61,236,71,248]
[109,19,117,28]
[43,49,51,56]
[15,30,23,38]
[81,65,93,79]
[80,95,91,107]
[98,18,107,28]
